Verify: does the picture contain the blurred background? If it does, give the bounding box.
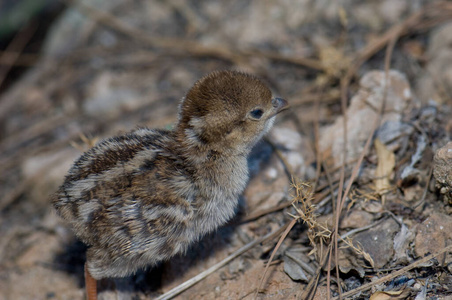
[1,0,451,299]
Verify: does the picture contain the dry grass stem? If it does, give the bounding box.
[332,244,452,300]
[339,236,375,268]
[0,22,37,88]
[255,218,297,299]
[156,223,289,300]
[290,180,331,259]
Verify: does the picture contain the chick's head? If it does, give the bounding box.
[178,71,287,154]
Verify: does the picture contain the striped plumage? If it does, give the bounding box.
[53,70,288,280]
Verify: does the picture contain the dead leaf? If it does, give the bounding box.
[353,218,399,269]
[369,289,410,300]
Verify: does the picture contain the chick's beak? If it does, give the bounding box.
[272,97,289,114]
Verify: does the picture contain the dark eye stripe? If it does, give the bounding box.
[250,109,264,119]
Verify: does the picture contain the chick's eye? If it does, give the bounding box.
[249,108,264,119]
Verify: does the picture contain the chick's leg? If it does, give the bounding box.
[85,263,98,300]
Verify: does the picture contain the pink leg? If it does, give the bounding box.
[84,263,98,300]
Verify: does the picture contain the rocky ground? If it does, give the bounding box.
[1,0,452,299]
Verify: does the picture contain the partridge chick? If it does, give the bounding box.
[53,70,288,299]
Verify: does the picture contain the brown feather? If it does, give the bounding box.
[53,70,288,279]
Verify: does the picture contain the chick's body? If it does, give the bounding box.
[53,71,287,280]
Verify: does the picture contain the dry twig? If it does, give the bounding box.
[156,223,290,300]
[332,244,452,299]
[255,218,297,299]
